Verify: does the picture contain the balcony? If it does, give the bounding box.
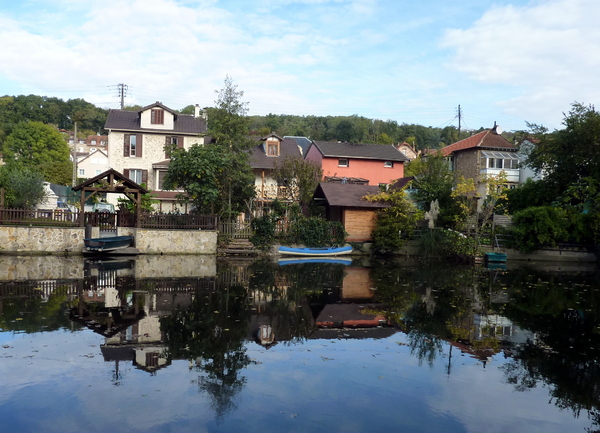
[255,185,299,201]
[479,168,520,183]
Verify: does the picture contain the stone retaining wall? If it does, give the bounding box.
[0,226,218,255]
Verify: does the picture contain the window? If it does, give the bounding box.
[338,159,349,167]
[91,140,96,145]
[79,169,85,176]
[157,170,167,190]
[129,135,137,157]
[129,169,143,184]
[151,109,164,124]
[496,158,503,169]
[169,136,178,146]
[95,170,102,176]
[488,158,495,168]
[267,140,279,156]
[384,161,394,168]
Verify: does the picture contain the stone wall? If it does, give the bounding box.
[134,229,217,254]
[0,226,218,255]
[0,255,84,280]
[0,226,84,254]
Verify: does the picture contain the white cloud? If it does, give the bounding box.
[441,0,600,128]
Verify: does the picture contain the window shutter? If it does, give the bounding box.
[123,169,130,179]
[165,136,171,159]
[137,134,143,157]
[142,169,148,185]
[177,136,184,148]
[124,134,130,157]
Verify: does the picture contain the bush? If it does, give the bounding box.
[511,206,570,252]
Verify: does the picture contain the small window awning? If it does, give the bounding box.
[481,150,521,160]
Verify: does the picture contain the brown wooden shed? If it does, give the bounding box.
[312,183,388,242]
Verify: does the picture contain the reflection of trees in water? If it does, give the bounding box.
[499,267,600,432]
[370,260,487,367]
[160,281,252,419]
[0,282,77,333]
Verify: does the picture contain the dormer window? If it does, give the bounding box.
[151,109,164,125]
[267,139,280,156]
[338,159,349,167]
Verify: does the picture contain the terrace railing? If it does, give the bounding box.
[0,208,218,230]
[0,208,80,226]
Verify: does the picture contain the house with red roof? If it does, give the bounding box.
[105,102,207,211]
[305,141,409,187]
[440,125,521,207]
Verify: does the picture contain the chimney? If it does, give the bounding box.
[194,104,200,118]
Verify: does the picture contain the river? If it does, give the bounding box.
[0,255,598,432]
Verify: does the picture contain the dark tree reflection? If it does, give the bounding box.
[160,279,252,418]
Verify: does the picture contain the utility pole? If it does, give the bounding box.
[72,121,78,187]
[117,83,128,109]
[457,104,462,136]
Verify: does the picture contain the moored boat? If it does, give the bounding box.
[485,251,507,262]
[278,257,353,265]
[84,236,134,252]
[278,245,353,256]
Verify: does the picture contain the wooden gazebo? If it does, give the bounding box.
[72,169,149,228]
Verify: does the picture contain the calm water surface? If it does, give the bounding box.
[0,255,598,433]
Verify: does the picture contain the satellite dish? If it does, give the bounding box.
[494,125,503,135]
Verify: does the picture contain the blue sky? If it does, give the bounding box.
[0,0,597,132]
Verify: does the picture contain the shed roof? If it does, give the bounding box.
[313,182,388,208]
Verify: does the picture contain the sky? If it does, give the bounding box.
[0,0,598,132]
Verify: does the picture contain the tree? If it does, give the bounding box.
[2,121,72,184]
[164,143,255,218]
[0,166,46,209]
[525,103,600,197]
[365,187,422,254]
[272,156,323,208]
[164,76,256,219]
[409,153,453,210]
[208,75,255,152]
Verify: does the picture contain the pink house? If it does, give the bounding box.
[305,141,408,186]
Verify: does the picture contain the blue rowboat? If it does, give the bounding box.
[84,236,133,252]
[278,245,353,257]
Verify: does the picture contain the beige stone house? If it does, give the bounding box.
[105,102,207,211]
[248,133,304,215]
[440,125,520,209]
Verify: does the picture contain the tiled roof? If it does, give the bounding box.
[313,182,388,208]
[311,141,409,162]
[104,109,207,135]
[249,137,303,169]
[440,129,515,157]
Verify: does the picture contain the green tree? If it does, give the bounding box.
[0,166,46,209]
[2,121,72,184]
[164,143,255,218]
[272,156,323,207]
[365,187,422,254]
[525,103,600,197]
[164,77,256,219]
[409,153,453,210]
